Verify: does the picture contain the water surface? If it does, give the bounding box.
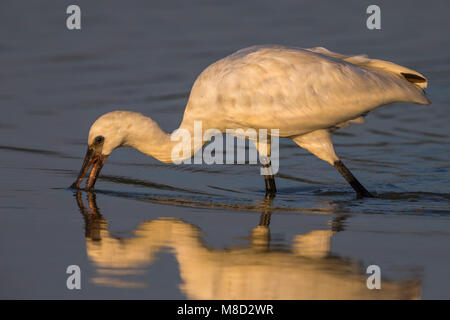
[0,0,449,299]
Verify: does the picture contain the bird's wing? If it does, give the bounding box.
[183,46,429,137]
[306,47,428,89]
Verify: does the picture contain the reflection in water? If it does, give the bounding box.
[75,192,421,299]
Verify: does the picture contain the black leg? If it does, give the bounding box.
[333,160,373,198]
[262,161,277,198]
[259,210,272,227]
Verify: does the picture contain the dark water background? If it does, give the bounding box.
[0,0,449,299]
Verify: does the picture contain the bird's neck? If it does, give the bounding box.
[125,116,206,164]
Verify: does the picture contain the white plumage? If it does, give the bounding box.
[72,45,430,196]
[183,46,428,136]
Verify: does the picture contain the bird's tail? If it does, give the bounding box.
[308,47,431,105]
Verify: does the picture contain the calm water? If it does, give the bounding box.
[1,0,449,299]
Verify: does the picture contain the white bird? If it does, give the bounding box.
[71,45,430,198]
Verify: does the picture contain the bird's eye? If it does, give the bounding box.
[94,136,105,144]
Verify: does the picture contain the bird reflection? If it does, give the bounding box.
[75,192,421,299]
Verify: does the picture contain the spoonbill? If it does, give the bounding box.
[70,45,430,198]
[76,192,420,299]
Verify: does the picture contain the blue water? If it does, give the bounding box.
[0,0,449,299]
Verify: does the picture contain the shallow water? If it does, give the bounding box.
[1,0,449,299]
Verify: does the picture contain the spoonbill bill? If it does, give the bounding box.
[70,45,430,198]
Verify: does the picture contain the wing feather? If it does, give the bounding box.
[183,45,430,137]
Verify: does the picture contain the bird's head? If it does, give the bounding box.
[70,111,132,190]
